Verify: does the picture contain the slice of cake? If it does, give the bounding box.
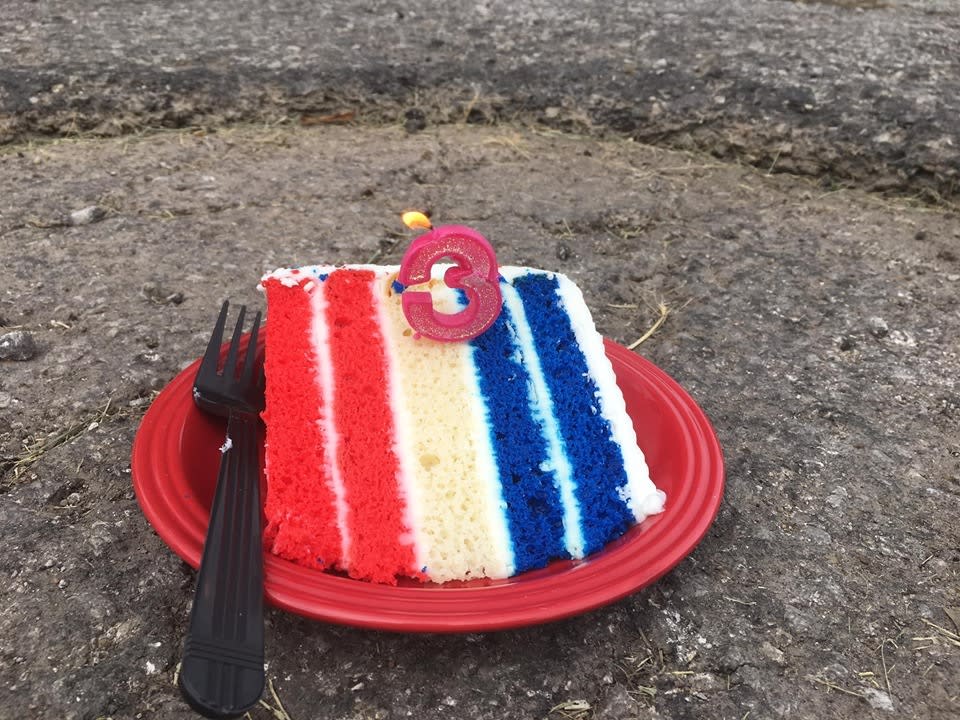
[259,265,665,584]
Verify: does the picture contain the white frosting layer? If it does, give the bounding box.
[373,273,429,575]
[261,264,402,289]
[308,281,352,562]
[552,273,666,520]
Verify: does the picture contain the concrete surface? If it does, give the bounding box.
[2,1,960,719]
[2,0,959,202]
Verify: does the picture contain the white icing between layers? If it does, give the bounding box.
[458,304,516,578]
[552,273,666,520]
[500,274,586,559]
[373,273,429,575]
[261,264,402,289]
[308,281,352,563]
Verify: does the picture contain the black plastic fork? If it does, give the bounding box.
[180,301,265,719]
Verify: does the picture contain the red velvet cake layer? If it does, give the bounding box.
[323,270,417,583]
[261,277,344,570]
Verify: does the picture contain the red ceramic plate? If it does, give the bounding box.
[132,338,723,632]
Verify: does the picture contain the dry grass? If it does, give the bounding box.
[482,132,532,160]
[255,677,294,720]
[921,618,960,648]
[812,676,867,699]
[548,699,592,719]
[722,596,757,607]
[790,0,890,8]
[173,664,294,720]
[880,638,894,698]
[627,302,670,349]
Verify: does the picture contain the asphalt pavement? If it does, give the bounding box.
[2,0,959,201]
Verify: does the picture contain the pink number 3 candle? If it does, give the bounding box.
[398,223,503,342]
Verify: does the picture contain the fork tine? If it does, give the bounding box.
[240,311,262,386]
[222,305,247,378]
[197,301,230,380]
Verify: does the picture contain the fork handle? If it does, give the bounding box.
[180,413,265,719]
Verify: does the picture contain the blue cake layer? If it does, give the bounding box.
[469,294,568,573]
[508,273,636,556]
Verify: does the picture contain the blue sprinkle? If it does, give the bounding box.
[392,280,406,293]
[317,273,329,281]
[421,566,428,573]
